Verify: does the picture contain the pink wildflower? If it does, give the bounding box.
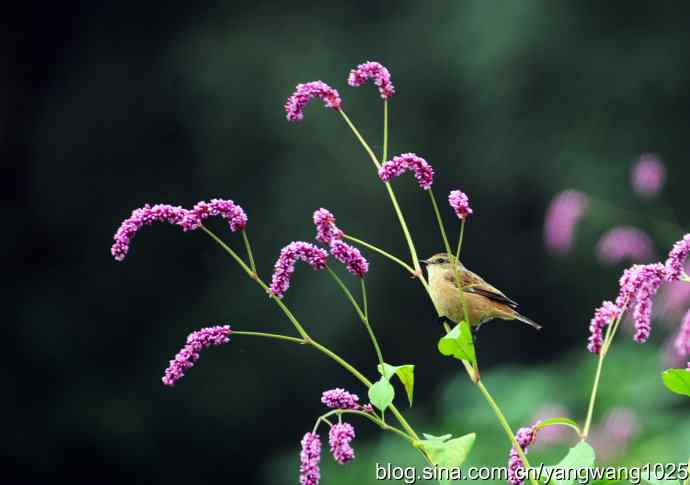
[665,234,690,281]
[328,423,356,464]
[596,226,654,265]
[587,301,621,354]
[631,153,665,198]
[321,388,361,410]
[270,242,328,298]
[448,190,473,220]
[378,153,434,190]
[162,325,231,386]
[313,208,343,245]
[507,425,537,485]
[299,432,322,485]
[674,309,690,357]
[347,61,395,99]
[544,190,589,253]
[329,240,369,278]
[285,81,342,122]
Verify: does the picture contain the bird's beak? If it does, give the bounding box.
[419,259,429,266]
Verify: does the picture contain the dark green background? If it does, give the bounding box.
[6,2,690,483]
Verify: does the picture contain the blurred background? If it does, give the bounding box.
[5,1,690,483]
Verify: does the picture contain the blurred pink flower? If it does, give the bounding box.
[596,226,654,266]
[531,404,571,446]
[631,153,665,198]
[674,309,690,357]
[657,263,690,322]
[589,407,638,462]
[544,190,589,254]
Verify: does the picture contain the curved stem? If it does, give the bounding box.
[242,230,257,274]
[582,307,625,438]
[476,380,539,485]
[339,110,381,169]
[344,234,417,277]
[326,267,386,377]
[232,330,305,344]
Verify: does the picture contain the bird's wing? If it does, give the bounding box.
[445,268,519,309]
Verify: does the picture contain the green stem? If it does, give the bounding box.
[455,220,465,263]
[685,456,689,485]
[582,306,625,438]
[361,279,369,320]
[476,380,539,485]
[339,109,424,281]
[317,408,414,444]
[232,330,305,344]
[242,230,257,274]
[326,267,385,375]
[382,100,388,163]
[343,234,417,277]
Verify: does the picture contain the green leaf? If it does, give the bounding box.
[421,433,453,442]
[437,322,476,365]
[535,417,581,435]
[640,469,681,485]
[377,363,415,406]
[661,368,690,397]
[414,432,476,468]
[541,441,596,485]
[368,377,395,412]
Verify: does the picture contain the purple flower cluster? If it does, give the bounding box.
[329,423,356,464]
[270,242,329,298]
[507,425,537,485]
[665,234,690,281]
[596,226,654,266]
[299,432,322,485]
[312,208,369,278]
[111,199,247,261]
[161,325,231,386]
[285,81,342,122]
[617,263,666,343]
[321,388,361,410]
[674,309,690,358]
[587,301,621,354]
[631,153,665,198]
[448,190,473,220]
[313,208,344,245]
[378,153,434,190]
[544,190,589,254]
[347,61,395,99]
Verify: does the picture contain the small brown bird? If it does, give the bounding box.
[422,253,542,331]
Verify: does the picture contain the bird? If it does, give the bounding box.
[421,252,542,332]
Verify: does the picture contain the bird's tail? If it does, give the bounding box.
[515,313,542,330]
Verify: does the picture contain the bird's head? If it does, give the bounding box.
[420,253,463,274]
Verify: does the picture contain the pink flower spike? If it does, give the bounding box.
[111,204,188,261]
[181,199,248,232]
[674,309,690,357]
[161,325,231,386]
[299,432,322,485]
[507,424,537,485]
[270,242,329,298]
[313,208,344,245]
[631,153,665,198]
[347,61,395,99]
[329,240,369,278]
[328,423,356,464]
[448,190,473,220]
[596,226,654,266]
[544,190,589,254]
[285,81,342,122]
[378,153,434,190]
[615,263,667,343]
[587,301,621,354]
[321,388,360,410]
[665,234,690,281]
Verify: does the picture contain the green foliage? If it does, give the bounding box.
[437,322,476,365]
[535,418,581,436]
[661,369,690,397]
[541,441,596,485]
[414,432,476,468]
[378,363,416,407]
[368,377,395,412]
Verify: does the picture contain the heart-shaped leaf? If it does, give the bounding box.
[437,322,476,365]
[661,368,690,397]
[377,363,415,406]
[415,432,476,468]
[368,376,395,412]
[541,441,596,485]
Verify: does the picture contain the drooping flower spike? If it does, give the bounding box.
[299,432,322,485]
[162,325,231,386]
[596,226,654,266]
[544,190,589,254]
[312,209,369,278]
[631,153,665,198]
[321,388,361,410]
[665,233,690,282]
[111,199,247,261]
[587,301,621,354]
[507,424,537,485]
[328,423,356,464]
[270,242,329,298]
[285,81,342,122]
[617,263,666,343]
[448,190,473,220]
[347,61,395,100]
[378,153,434,190]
